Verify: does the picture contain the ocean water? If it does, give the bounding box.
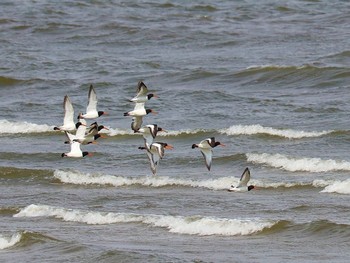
[1,0,350,262]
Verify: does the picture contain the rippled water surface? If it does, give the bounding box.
[1,1,350,262]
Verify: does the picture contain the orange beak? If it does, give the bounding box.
[165,144,174,150]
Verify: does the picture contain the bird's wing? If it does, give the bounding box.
[131,116,143,132]
[200,148,212,171]
[64,131,76,143]
[136,81,148,96]
[86,85,98,113]
[237,168,250,187]
[70,141,82,154]
[75,120,87,139]
[134,102,145,111]
[63,95,74,126]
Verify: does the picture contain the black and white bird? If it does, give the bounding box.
[137,124,165,147]
[130,81,157,103]
[123,102,156,117]
[79,85,107,119]
[228,168,255,192]
[61,131,92,158]
[191,137,225,171]
[54,95,77,131]
[139,142,173,176]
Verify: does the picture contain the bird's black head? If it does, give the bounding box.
[191,144,198,149]
[147,94,155,100]
[98,125,106,131]
[61,153,66,158]
[146,109,153,114]
[94,134,101,140]
[248,185,255,191]
[82,152,89,157]
[98,111,106,117]
[53,127,60,131]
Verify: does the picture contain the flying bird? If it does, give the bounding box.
[54,95,77,131]
[139,142,173,175]
[61,132,92,157]
[79,85,107,119]
[130,81,157,103]
[123,102,156,117]
[228,167,255,192]
[137,124,165,147]
[191,137,225,171]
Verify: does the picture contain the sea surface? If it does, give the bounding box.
[1,0,350,262]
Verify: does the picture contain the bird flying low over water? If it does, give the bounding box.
[228,167,255,192]
[87,122,109,136]
[79,85,108,119]
[139,142,173,176]
[130,81,158,103]
[192,137,225,171]
[54,95,77,131]
[124,102,156,117]
[61,131,92,158]
[137,124,165,147]
[64,118,87,144]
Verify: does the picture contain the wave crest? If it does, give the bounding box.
[320,179,350,195]
[246,153,350,172]
[14,204,276,236]
[220,124,332,139]
[0,233,22,249]
[0,120,53,134]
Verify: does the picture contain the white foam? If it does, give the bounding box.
[0,119,53,134]
[320,179,350,195]
[246,64,309,70]
[53,170,313,190]
[219,124,331,139]
[101,128,204,137]
[14,204,276,236]
[160,128,207,136]
[246,153,350,172]
[102,127,134,136]
[0,233,22,249]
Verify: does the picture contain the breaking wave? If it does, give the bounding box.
[219,124,332,139]
[0,119,53,134]
[319,178,350,195]
[0,233,22,249]
[246,153,350,172]
[54,170,323,190]
[14,204,276,236]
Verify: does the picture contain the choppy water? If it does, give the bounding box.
[1,0,350,262]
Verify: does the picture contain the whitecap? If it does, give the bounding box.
[53,170,314,190]
[246,153,350,172]
[14,204,276,236]
[0,119,53,134]
[0,233,22,249]
[320,179,350,195]
[219,124,331,139]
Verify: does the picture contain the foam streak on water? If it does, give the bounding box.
[246,153,350,172]
[14,204,275,236]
